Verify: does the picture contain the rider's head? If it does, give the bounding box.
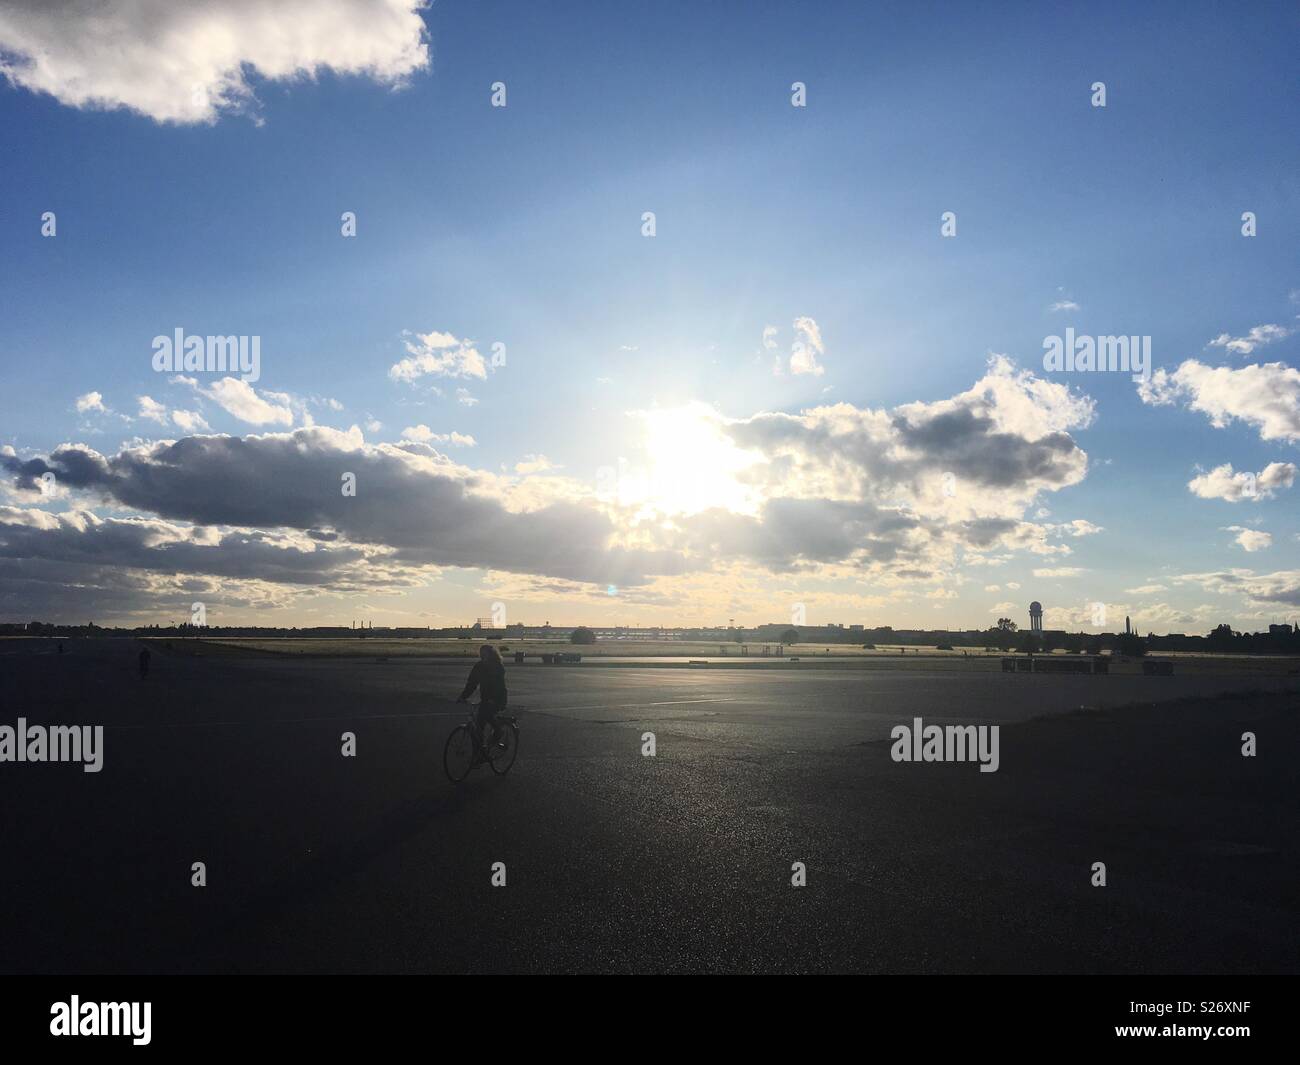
[479,644,502,665]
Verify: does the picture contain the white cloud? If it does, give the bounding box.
[1043,600,1205,633]
[1174,568,1300,608]
[171,409,210,433]
[789,316,825,376]
[1032,566,1085,578]
[1048,300,1081,313]
[177,376,293,426]
[1188,461,1296,502]
[514,454,555,474]
[75,391,105,413]
[1125,583,1166,594]
[389,331,487,384]
[770,317,827,377]
[1223,526,1272,552]
[1055,518,1104,537]
[1138,360,1300,443]
[137,396,169,425]
[400,425,475,447]
[456,388,479,407]
[1208,324,1291,356]
[0,0,429,125]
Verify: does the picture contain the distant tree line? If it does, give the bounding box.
[5,620,1298,655]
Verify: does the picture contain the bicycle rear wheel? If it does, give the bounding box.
[443,724,475,783]
[489,720,518,775]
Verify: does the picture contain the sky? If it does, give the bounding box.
[1,0,1297,633]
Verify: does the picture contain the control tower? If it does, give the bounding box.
[1029,601,1043,633]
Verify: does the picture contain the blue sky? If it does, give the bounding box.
[1,0,1297,630]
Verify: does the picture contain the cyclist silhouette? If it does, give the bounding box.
[457,644,507,748]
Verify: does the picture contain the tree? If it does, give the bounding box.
[781,628,800,643]
[1114,632,1146,657]
[1206,623,1236,651]
[570,626,596,645]
[987,621,1019,652]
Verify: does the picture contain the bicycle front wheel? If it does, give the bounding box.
[443,724,475,783]
[489,722,519,775]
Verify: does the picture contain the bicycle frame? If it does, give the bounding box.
[465,705,516,757]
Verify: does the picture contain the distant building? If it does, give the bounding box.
[1028,601,1043,633]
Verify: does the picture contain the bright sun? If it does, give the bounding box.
[627,403,760,518]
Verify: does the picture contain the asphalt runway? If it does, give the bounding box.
[1,638,1296,973]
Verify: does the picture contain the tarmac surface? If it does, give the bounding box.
[1,638,1296,973]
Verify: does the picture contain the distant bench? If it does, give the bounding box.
[531,652,583,664]
[1001,656,1110,674]
[1001,656,1174,675]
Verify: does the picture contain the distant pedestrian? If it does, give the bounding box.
[138,647,151,679]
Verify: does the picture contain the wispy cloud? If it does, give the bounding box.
[400,425,476,447]
[1207,324,1291,356]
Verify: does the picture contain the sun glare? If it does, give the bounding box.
[629,404,759,518]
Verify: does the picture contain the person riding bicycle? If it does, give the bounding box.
[456,644,508,750]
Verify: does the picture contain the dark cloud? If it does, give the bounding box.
[0,509,375,587]
[727,363,1090,502]
[1,428,688,589]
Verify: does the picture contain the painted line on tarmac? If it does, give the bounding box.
[102,709,472,730]
[87,699,734,732]
[526,697,732,713]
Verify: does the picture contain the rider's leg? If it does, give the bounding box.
[475,704,500,749]
[479,703,503,747]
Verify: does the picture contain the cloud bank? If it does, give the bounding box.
[3,358,1098,616]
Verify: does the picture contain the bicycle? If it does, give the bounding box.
[443,704,519,783]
